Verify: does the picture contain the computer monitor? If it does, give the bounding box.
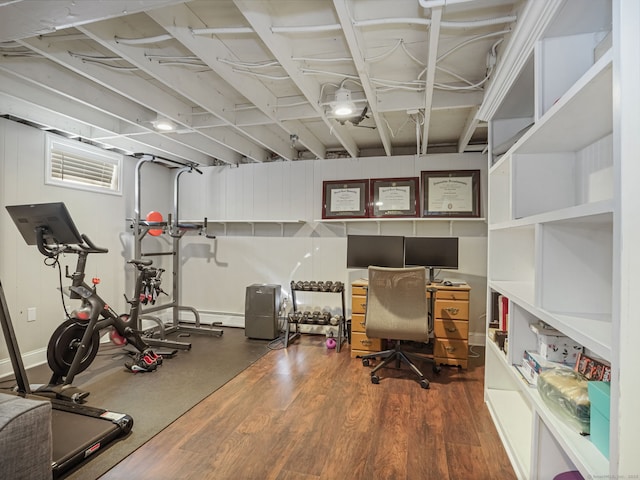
[346,235,405,269]
[404,236,459,283]
[6,202,82,246]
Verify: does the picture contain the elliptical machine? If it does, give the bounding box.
[7,202,164,403]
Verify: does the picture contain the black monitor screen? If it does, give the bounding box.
[404,236,459,269]
[346,235,405,268]
[6,202,82,246]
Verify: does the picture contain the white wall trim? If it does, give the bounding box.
[0,348,47,382]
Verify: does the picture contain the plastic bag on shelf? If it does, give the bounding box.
[537,366,590,434]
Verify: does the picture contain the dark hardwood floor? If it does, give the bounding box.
[100,336,516,480]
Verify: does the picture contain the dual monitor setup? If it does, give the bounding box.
[346,234,459,284]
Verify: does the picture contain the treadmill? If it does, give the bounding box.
[1,279,133,478]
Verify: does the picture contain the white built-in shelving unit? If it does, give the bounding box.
[204,218,486,237]
[480,0,640,478]
[316,217,486,236]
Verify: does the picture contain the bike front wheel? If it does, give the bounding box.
[47,319,100,377]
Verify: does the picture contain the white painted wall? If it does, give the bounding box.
[0,118,489,379]
[0,118,130,374]
[177,153,488,342]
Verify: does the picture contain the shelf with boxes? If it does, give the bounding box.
[284,280,346,352]
[480,2,633,476]
[486,310,612,476]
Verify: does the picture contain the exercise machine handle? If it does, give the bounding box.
[80,234,108,254]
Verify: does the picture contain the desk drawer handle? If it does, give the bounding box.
[359,322,366,328]
[360,303,367,309]
[445,346,456,353]
[444,307,459,315]
[446,327,457,333]
[361,339,372,346]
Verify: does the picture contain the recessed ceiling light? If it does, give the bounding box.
[153,116,176,132]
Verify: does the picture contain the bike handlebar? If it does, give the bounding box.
[79,234,108,254]
[38,233,109,258]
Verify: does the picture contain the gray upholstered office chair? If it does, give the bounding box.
[360,266,440,389]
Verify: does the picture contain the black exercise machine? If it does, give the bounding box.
[6,202,166,402]
[130,154,223,342]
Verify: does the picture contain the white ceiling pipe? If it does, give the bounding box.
[115,34,172,45]
[271,24,342,33]
[418,0,476,8]
[190,27,253,35]
[354,16,516,29]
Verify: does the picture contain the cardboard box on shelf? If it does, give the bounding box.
[588,381,610,459]
[524,350,563,374]
[516,360,538,386]
[575,352,611,381]
[518,350,565,386]
[538,334,583,363]
[494,330,508,351]
[530,322,583,364]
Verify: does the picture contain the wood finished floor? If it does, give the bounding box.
[100,337,516,480]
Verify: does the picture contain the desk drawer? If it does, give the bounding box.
[435,289,469,301]
[434,300,468,320]
[351,295,367,314]
[351,284,368,296]
[434,338,468,360]
[434,319,468,340]
[351,313,366,333]
[351,332,382,352]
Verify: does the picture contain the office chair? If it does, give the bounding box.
[360,266,440,389]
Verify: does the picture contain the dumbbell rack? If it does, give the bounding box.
[285,281,346,352]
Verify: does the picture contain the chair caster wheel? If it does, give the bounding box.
[433,365,441,374]
[420,379,430,389]
[371,374,380,384]
[362,358,370,367]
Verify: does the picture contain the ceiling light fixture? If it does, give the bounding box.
[152,115,176,132]
[331,87,356,117]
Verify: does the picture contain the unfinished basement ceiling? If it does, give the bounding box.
[0,0,523,166]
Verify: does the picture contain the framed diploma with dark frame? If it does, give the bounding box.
[421,169,481,218]
[369,177,419,218]
[322,179,370,219]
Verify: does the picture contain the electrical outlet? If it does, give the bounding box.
[27,307,36,322]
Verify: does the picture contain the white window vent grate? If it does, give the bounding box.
[46,135,122,195]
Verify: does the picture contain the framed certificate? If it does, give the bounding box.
[421,170,481,217]
[370,177,419,218]
[322,179,370,219]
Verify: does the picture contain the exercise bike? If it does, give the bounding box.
[39,231,168,402]
[4,199,171,403]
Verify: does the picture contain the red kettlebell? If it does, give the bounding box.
[326,336,337,349]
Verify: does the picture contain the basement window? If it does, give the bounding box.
[45,135,122,195]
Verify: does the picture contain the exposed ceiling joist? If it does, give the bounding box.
[0,0,523,164]
[233,0,360,158]
[146,3,326,160]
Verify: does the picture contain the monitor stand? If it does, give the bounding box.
[428,267,442,284]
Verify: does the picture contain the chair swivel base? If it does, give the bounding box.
[360,343,440,389]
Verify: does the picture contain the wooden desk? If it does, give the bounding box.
[350,280,470,369]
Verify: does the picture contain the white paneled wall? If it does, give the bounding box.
[0,119,128,375]
[177,153,488,342]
